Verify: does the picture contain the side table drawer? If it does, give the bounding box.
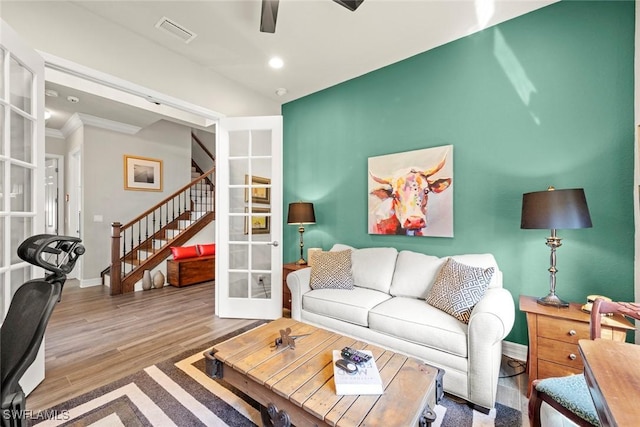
[538,337,584,369]
[538,316,589,343]
[538,359,582,380]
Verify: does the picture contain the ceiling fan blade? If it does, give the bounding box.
[333,0,364,12]
[260,0,279,33]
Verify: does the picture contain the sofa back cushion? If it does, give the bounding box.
[389,251,446,298]
[351,247,398,293]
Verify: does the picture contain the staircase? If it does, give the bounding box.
[105,165,215,294]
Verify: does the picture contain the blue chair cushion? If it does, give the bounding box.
[535,374,600,426]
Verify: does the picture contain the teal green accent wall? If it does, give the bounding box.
[282,1,634,345]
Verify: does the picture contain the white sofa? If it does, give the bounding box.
[286,244,515,412]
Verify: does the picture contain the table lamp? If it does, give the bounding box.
[521,187,592,307]
[287,202,316,265]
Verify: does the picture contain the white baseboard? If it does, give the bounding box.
[79,278,103,288]
[502,340,527,361]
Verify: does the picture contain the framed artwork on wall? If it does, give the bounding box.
[124,155,163,192]
[244,175,271,204]
[368,144,453,237]
[245,207,271,235]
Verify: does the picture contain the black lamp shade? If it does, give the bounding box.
[521,188,592,230]
[287,202,316,224]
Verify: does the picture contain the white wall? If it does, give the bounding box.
[0,1,280,117]
[45,136,66,156]
[192,129,215,173]
[81,120,191,282]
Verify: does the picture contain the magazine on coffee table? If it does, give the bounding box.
[332,350,383,395]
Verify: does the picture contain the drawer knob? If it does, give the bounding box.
[568,329,576,336]
[569,353,577,360]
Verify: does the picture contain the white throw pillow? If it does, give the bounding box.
[426,257,494,324]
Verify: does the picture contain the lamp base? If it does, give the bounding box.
[295,258,307,266]
[537,293,569,308]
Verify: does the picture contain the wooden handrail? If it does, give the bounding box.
[191,132,215,162]
[121,166,215,230]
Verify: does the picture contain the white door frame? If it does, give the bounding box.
[39,53,283,318]
[216,116,283,319]
[41,52,224,285]
[0,18,46,396]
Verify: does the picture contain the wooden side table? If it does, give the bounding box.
[283,263,308,311]
[519,295,634,396]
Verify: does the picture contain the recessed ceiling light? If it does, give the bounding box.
[67,96,80,103]
[45,89,59,97]
[275,88,288,96]
[269,57,284,69]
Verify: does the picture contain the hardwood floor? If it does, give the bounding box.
[27,279,531,425]
[26,279,256,412]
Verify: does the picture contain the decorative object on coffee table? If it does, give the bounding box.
[521,187,592,307]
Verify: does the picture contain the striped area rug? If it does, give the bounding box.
[30,323,520,427]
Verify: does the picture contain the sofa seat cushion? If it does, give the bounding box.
[369,297,468,357]
[303,288,392,327]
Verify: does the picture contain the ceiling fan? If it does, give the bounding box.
[260,0,364,33]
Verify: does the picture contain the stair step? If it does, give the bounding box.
[190,211,206,220]
[191,184,212,192]
[152,239,167,249]
[138,249,155,261]
[178,219,193,228]
[165,228,181,239]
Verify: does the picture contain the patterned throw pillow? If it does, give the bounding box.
[310,250,355,290]
[426,257,495,324]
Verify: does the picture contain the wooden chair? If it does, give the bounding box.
[528,298,640,427]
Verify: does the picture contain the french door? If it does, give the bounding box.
[0,19,46,394]
[216,116,283,319]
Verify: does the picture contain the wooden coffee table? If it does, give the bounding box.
[210,318,443,427]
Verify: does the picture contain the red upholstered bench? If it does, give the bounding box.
[166,244,215,287]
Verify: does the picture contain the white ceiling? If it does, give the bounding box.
[44,0,556,130]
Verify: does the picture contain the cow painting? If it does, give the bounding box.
[368,146,453,237]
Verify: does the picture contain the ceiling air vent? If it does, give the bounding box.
[155,17,197,44]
